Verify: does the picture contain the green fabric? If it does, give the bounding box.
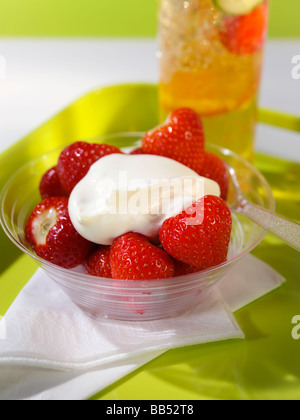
[0,84,299,400]
[0,0,298,38]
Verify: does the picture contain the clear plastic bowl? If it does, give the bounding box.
[0,133,275,321]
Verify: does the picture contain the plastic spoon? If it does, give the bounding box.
[227,164,300,252]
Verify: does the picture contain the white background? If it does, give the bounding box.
[0,38,299,161]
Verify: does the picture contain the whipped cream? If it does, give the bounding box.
[68,154,221,245]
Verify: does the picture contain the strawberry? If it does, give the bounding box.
[159,195,232,269]
[110,232,175,280]
[39,166,68,199]
[219,2,268,56]
[198,152,229,201]
[129,147,144,155]
[57,142,123,194]
[173,259,203,277]
[86,246,112,278]
[142,108,205,173]
[25,197,93,269]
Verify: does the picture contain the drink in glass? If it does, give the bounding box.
[158,0,268,161]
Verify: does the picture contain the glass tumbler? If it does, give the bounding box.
[158,0,268,162]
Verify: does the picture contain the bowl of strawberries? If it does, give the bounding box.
[0,109,275,321]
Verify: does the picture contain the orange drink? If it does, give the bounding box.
[158,0,268,161]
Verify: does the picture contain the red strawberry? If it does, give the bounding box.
[129,147,144,155]
[198,152,229,201]
[142,108,205,173]
[159,195,232,269]
[219,2,268,56]
[110,232,174,280]
[173,259,203,277]
[25,197,93,269]
[86,246,112,278]
[57,142,123,194]
[39,166,68,199]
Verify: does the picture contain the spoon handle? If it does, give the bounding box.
[240,201,300,252]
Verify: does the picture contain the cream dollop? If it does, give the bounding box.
[68,154,221,245]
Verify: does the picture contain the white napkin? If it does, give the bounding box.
[0,254,285,400]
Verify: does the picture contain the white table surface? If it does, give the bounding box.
[0,38,299,161]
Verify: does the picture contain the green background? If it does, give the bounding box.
[0,0,298,38]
